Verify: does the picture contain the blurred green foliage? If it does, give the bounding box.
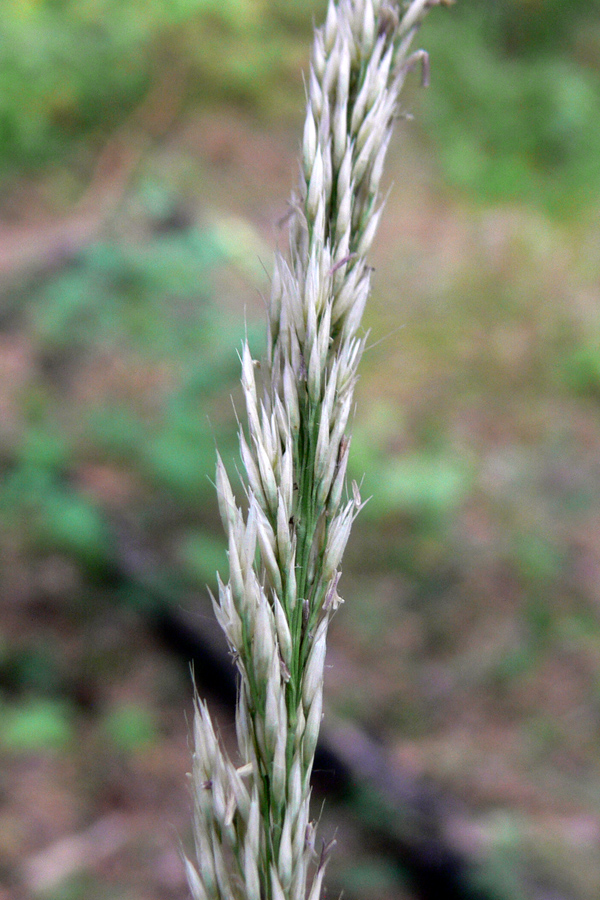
[0,634,63,694]
[561,342,600,398]
[28,230,224,353]
[0,697,75,752]
[102,702,158,752]
[2,0,599,213]
[350,400,472,530]
[0,210,260,582]
[421,0,600,212]
[0,0,322,176]
[339,859,405,900]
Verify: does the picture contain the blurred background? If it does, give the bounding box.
[2,0,600,898]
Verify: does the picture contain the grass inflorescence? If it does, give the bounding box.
[186,3,446,899]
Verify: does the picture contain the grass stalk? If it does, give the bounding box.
[186,2,446,898]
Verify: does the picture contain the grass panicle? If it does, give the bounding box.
[186,2,445,899]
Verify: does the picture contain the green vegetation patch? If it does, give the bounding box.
[0,697,75,753]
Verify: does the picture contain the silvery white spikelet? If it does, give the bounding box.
[187,2,445,898]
